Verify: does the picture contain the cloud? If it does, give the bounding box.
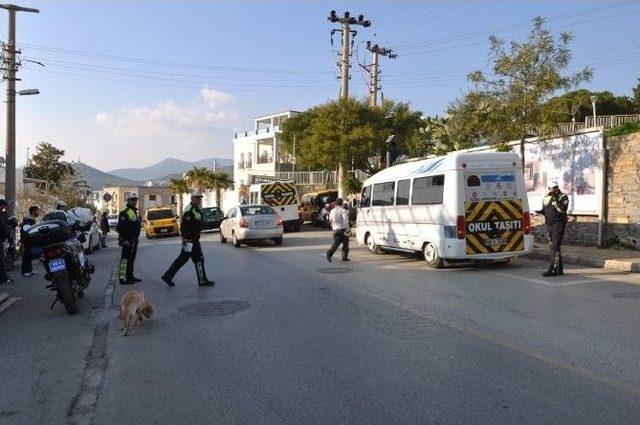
[94,86,239,168]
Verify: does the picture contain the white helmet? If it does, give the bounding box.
[67,207,94,227]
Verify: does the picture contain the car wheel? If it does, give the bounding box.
[273,237,283,246]
[365,232,380,254]
[423,242,444,269]
[220,231,227,244]
[232,232,241,248]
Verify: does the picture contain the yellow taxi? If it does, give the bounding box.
[144,207,179,238]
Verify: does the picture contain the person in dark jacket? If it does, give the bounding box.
[161,193,214,287]
[537,183,569,277]
[20,205,40,277]
[116,195,142,285]
[99,211,109,248]
[0,199,13,284]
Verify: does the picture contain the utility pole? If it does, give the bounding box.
[363,41,397,107]
[0,4,39,216]
[327,10,370,199]
[328,10,370,100]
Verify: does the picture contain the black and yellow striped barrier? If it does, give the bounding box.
[464,200,524,254]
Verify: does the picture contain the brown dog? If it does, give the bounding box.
[119,290,154,336]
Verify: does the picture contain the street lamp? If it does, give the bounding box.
[590,95,598,128]
[18,88,39,96]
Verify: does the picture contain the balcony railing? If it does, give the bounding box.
[257,155,273,164]
[274,169,369,185]
[585,114,640,128]
[234,125,281,139]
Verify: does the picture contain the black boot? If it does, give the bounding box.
[161,274,175,287]
[196,261,215,287]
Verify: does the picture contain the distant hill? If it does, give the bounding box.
[109,157,233,182]
[72,162,141,190]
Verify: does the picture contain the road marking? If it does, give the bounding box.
[489,271,604,287]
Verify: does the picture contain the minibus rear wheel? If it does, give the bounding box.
[423,242,443,269]
[365,233,381,254]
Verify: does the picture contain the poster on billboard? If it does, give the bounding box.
[514,130,603,215]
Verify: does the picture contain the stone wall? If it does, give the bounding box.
[604,132,640,248]
[531,214,599,246]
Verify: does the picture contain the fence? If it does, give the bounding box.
[555,115,640,135]
[274,169,369,186]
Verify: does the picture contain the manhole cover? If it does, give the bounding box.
[317,267,351,274]
[178,300,250,317]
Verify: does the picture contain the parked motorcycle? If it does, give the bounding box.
[26,217,95,315]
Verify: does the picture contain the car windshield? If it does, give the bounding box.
[240,206,276,216]
[202,207,222,220]
[108,215,117,220]
[147,210,174,220]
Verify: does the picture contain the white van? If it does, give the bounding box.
[248,181,301,232]
[356,151,533,267]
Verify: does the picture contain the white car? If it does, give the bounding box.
[219,204,283,247]
[82,222,101,254]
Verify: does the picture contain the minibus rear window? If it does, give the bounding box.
[372,182,395,206]
[396,179,410,205]
[412,175,444,205]
[361,186,371,207]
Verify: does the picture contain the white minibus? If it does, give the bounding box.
[356,151,533,267]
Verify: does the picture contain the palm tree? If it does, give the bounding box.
[206,171,234,208]
[169,177,189,213]
[184,167,211,193]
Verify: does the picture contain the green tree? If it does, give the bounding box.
[281,98,377,196]
[542,89,637,124]
[455,16,592,167]
[184,167,211,193]
[23,142,75,188]
[169,177,189,213]
[343,171,363,196]
[206,171,234,208]
[371,101,425,166]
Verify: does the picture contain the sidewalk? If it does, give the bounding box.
[527,243,640,273]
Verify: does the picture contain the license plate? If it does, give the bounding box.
[256,220,271,227]
[160,228,168,233]
[49,258,66,273]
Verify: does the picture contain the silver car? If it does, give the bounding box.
[220,204,283,247]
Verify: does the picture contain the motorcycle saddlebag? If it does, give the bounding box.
[26,220,74,248]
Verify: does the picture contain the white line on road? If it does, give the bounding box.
[489,271,601,287]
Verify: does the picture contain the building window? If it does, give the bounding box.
[148,194,157,201]
[372,182,395,206]
[412,175,445,205]
[395,179,410,205]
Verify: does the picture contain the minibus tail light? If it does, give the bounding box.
[239,217,249,228]
[456,215,465,239]
[523,211,531,235]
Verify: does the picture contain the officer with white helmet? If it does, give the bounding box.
[162,191,214,287]
[116,194,142,284]
[537,181,569,277]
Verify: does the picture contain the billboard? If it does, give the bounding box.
[515,130,603,215]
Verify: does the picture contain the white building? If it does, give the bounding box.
[233,111,298,189]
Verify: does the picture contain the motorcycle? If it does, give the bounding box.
[26,216,95,315]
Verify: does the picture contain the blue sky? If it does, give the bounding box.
[2,0,639,170]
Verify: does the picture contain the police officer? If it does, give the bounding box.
[538,183,569,277]
[161,192,214,287]
[116,195,142,285]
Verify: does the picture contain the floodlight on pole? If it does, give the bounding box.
[590,95,598,127]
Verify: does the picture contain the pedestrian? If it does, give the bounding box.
[116,195,142,285]
[537,182,569,277]
[161,192,215,287]
[325,197,350,263]
[0,199,14,284]
[20,205,40,277]
[99,210,109,248]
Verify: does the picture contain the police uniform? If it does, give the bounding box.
[161,197,214,287]
[116,199,141,284]
[540,190,569,276]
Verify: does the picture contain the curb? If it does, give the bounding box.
[526,251,640,273]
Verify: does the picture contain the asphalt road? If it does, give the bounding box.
[2,228,640,425]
